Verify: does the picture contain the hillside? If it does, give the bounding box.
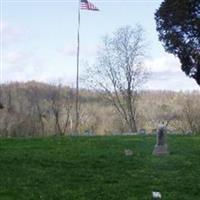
[0,135,200,199]
[0,81,200,136]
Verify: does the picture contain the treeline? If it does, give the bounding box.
[0,81,200,137]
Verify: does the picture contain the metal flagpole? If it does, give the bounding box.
[0,0,4,109]
[75,0,81,133]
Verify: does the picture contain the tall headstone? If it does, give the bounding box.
[153,123,169,155]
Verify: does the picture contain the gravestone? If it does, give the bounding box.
[186,130,192,135]
[83,129,95,136]
[138,128,146,135]
[153,123,169,156]
[152,191,162,199]
[124,149,133,156]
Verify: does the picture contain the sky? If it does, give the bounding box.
[1,0,200,91]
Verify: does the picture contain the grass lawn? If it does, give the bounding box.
[0,135,200,200]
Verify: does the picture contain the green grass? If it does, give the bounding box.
[0,135,200,200]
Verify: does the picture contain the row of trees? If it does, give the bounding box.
[0,81,200,137]
[0,82,74,137]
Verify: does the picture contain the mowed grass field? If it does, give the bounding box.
[0,135,200,200]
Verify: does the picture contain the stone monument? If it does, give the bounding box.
[153,122,169,155]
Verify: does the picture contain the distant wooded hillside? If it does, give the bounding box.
[0,81,200,137]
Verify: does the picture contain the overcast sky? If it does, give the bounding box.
[1,0,199,91]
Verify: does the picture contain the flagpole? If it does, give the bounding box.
[75,0,81,133]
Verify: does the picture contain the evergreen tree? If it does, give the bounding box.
[155,0,200,85]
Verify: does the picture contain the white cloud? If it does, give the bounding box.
[3,49,76,84]
[145,53,181,73]
[5,51,30,64]
[145,53,200,91]
[1,21,26,45]
[0,21,6,33]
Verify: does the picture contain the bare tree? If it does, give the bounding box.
[84,25,149,133]
[49,84,74,136]
[182,93,200,134]
[25,85,47,136]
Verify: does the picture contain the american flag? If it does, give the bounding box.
[80,0,99,11]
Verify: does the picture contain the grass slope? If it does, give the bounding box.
[0,135,200,200]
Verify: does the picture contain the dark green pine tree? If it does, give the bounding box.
[155,0,200,85]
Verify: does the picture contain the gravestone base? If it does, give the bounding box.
[153,144,169,156]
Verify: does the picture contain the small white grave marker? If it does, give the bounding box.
[152,191,162,199]
[124,149,133,156]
